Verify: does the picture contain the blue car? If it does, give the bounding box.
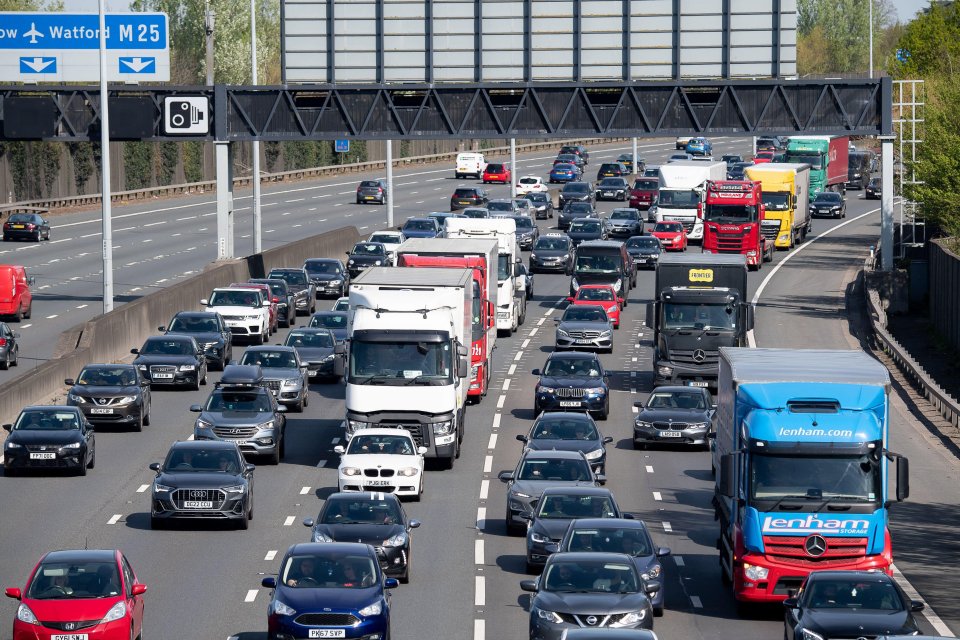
[549,163,580,183]
[263,542,398,640]
[685,137,713,156]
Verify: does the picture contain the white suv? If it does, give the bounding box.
[201,288,271,344]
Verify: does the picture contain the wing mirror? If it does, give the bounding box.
[520,580,538,593]
[64,378,75,386]
[516,434,528,443]
[333,445,345,455]
[148,462,161,472]
[498,470,515,483]
[261,576,277,589]
[783,597,799,609]
[417,446,428,455]
[131,584,147,596]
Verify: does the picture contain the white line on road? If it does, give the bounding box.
[480,479,490,500]
[893,563,954,635]
[492,414,501,430]
[283,516,296,526]
[107,514,122,525]
[646,465,654,473]
[265,550,277,562]
[537,317,545,326]
[316,459,327,468]
[475,540,485,565]
[653,492,662,501]
[545,308,554,316]
[143,221,166,227]
[514,351,523,361]
[20,324,31,329]
[691,595,703,608]
[675,556,685,567]
[45,314,57,319]
[475,576,485,606]
[136,484,150,493]
[474,619,485,640]
[521,339,530,348]
[76,304,88,309]
[483,455,492,473]
[529,327,538,336]
[663,522,673,533]
[476,507,486,530]
[502,379,511,391]
[244,589,259,603]
[508,364,517,375]
[300,486,311,495]
[497,395,506,409]
[487,433,498,450]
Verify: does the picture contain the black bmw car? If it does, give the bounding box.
[533,352,610,420]
[810,191,847,218]
[303,492,421,583]
[65,363,152,431]
[284,328,340,380]
[149,439,254,529]
[132,335,208,389]
[3,406,95,476]
[304,258,349,298]
[518,411,612,475]
[632,386,715,449]
[347,242,390,279]
[160,311,233,370]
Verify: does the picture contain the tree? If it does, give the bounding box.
[797,0,895,75]
[886,2,960,79]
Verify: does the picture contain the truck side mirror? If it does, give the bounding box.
[744,303,755,331]
[457,356,469,379]
[896,456,909,501]
[334,356,345,378]
[719,453,737,499]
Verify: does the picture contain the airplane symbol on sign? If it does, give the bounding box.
[23,23,43,45]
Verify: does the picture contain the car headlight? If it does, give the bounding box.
[375,260,383,266]
[68,393,87,403]
[137,365,147,371]
[258,420,276,431]
[511,490,532,499]
[599,329,613,337]
[534,607,563,623]
[556,328,569,338]
[611,610,647,627]
[196,418,213,430]
[330,279,343,286]
[272,600,297,617]
[348,259,355,265]
[432,420,453,436]
[5,441,21,449]
[657,365,673,376]
[743,563,769,581]
[635,421,652,429]
[16,603,39,625]
[223,484,246,494]
[359,600,383,617]
[531,253,539,260]
[530,531,549,543]
[642,564,662,580]
[563,254,570,260]
[342,466,361,476]
[114,395,137,405]
[584,447,604,460]
[689,422,708,430]
[179,364,196,371]
[320,354,336,363]
[537,386,556,394]
[154,481,173,493]
[398,466,419,477]
[583,387,606,395]
[312,530,334,543]
[61,442,81,449]
[800,630,825,640]
[383,532,408,547]
[101,601,127,624]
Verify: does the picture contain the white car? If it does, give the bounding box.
[516,176,548,195]
[201,288,271,344]
[332,296,349,312]
[334,428,427,499]
[676,136,693,149]
[368,230,405,264]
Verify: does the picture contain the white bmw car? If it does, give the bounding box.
[334,428,426,500]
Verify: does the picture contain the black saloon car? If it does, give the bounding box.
[595,178,630,202]
[2,211,50,242]
[558,202,597,231]
[249,278,295,328]
[65,364,151,431]
[309,310,349,343]
[149,439,254,529]
[3,406,95,475]
[304,258,349,298]
[285,328,340,380]
[267,267,317,315]
[784,571,924,640]
[303,492,421,583]
[533,352,609,420]
[450,187,489,210]
[810,191,847,218]
[160,311,233,370]
[558,182,594,209]
[524,487,624,571]
[625,236,662,269]
[632,386,715,449]
[132,335,208,389]
[866,176,881,199]
[530,235,574,273]
[347,242,390,278]
[525,192,554,219]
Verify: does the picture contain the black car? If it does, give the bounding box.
[533,352,609,420]
[567,219,607,246]
[191,364,287,464]
[267,267,317,315]
[557,519,671,616]
[525,192,555,219]
[632,386,715,449]
[595,177,630,202]
[756,136,785,152]
[249,278,295,328]
[530,235,574,273]
[866,176,881,199]
[160,311,234,370]
[131,335,208,389]
[625,236,662,269]
[784,571,924,640]
[512,215,540,250]
[606,208,644,237]
[285,328,340,380]
[499,449,601,535]
[451,187,489,210]
[524,486,624,572]
[0,321,19,369]
[65,364,151,431]
[555,305,613,352]
[2,211,50,242]
[596,163,628,180]
[356,178,388,204]
[727,160,754,180]
[346,242,390,279]
[521,553,657,640]
[148,440,254,529]
[309,310,349,343]
[555,153,586,171]
[559,144,589,163]
[617,154,643,174]
[303,492,421,583]
[558,182,594,209]
[810,191,847,218]
[721,154,743,164]
[3,406,95,475]
[558,202,597,231]
[304,258,349,298]
[519,411,612,475]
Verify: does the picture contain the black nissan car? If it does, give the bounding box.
[303,492,421,583]
[132,335,208,389]
[160,311,233,370]
[148,439,255,529]
[3,406,95,475]
[65,363,152,431]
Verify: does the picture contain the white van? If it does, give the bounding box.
[455,152,486,179]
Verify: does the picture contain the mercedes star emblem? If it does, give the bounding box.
[585,616,598,626]
[693,349,706,363]
[804,535,827,557]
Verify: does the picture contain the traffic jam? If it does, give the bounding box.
[0,134,936,640]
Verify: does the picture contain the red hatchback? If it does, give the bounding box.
[753,151,775,164]
[6,549,147,640]
[482,162,512,184]
[568,284,622,328]
[650,221,688,251]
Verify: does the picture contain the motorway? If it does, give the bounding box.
[1,138,959,640]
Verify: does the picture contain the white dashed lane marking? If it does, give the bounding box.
[244,589,259,603]
[283,516,296,526]
[300,486,311,495]
[136,484,150,493]
[475,540,485,565]
[107,514,122,525]
[264,550,277,562]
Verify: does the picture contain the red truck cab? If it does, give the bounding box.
[702,181,772,271]
[0,265,33,321]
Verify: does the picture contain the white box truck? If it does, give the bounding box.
[444,218,527,335]
[653,160,728,241]
[344,267,472,468]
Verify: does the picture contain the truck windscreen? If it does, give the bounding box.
[786,154,823,170]
[349,340,453,385]
[704,204,759,223]
[657,189,700,209]
[762,193,790,211]
[663,303,736,330]
[749,453,881,506]
[498,254,511,282]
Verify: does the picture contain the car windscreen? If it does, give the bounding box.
[304,261,340,275]
[369,234,399,245]
[404,219,435,230]
[553,163,575,172]
[653,223,683,233]
[803,579,903,610]
[488,201,514,211]
[205,390,273,412]
[564,203,592,213]
[542,560,638,593]
[646,391,707,410]
[269,270,307,285]
[310,314,347,329]
[454,188,478,197]
[567,528,653,556]
[486,164,505,172]
[599,178,625,187]
[8,214,38,224]
[576,288,615,302]
[574,253,620,273]
[633,179,658,190]
[286,332,334,348]
[534,238,569,251]
[562,307,607,323]
[360,181,381,188]
[346,433,416,455]
[163,448,242,473]
[814,192,843,203]
[532,417,599,441]
[519,178,539,185]
[351,243,384,256]
[169,316,219,333]
[28,561,122,599]
[563,183,590,194]
[626,237,660,249]
[569,221,601,233]
[210,290,259,307]
[526,193,548,202]
[240,350,298,369]
[517,457,592,481]
[609,209,637,220]
[15,410,80,431]
[280,554,377,589]
[321,498,403,525]
[537,494,616,519]
[141,338,195,355]
[513,217,533,229]
[77,367,137,386]
[543,357,601,377]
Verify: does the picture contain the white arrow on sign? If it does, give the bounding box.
[22,57,55,72]
[120,57,153,73]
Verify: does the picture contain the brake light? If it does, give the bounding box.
[0,338,6,347]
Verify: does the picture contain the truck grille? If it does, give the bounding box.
[212,425,259,439]
[172,489,225,509]
[714,230,749,252]
[375,421,425,447]
[763,535,868,566]
[670,349,719,365]
[363,468,396,477]
[556,387,587,398]
[760,221,780,240]
[295,613,360,626]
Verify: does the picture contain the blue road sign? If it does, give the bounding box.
[335,139,350,153]
[19,56,55,73]
[896,49,911,63]
[0,13,167,50]
[119,56,155,74]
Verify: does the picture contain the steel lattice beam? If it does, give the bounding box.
[0,78,891,142]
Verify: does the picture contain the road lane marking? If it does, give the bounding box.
[487,433,498,449]
[491,414,501,430]
[483,455,492,473]
[244,589,259,603]
[265,550,277,561]
[316,459,327,468]
[892,563,954,635]
[76,304,87,309]
[497,395,506,408]
[537,317,545,326]
[508,364,517,375]
[20,324,31,328]
[479,479,489,500]
[691,595,703,608]
[653,492,662,501]
[545,308,555,316]
[475,619,485,640]
[514,351,523,361]
[475,576,485,606]
[646,465,654,473]
[475,540,485,565]
[136,484,149,493]
[283,516,296,526]
[476,507,486,530]
[675,556,685,567]
[529,327,538,336]
[300,486,311,495]
[521,339,530,348]
[502,379,511,391]
[45,314,57,319]
[663,522,673,533]
[107,514,122,525]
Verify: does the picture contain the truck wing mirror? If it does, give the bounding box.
[457,356,469,380]
[719,453,737,499]
[334,357,345,378]
[896,455,909,502]
[744,303,755,331]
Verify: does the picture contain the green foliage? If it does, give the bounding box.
[887,3,960,78]
[67,142,95,194]
[264,142,282,172]
[797,0,894,75]
[4,142,60,200]
[182,141,204,183]
[158,142,179,186]
[124,142,154,190]
[285,141,317,170]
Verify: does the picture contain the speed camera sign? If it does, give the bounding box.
[163,96,209,135]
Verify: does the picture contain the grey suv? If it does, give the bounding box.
[558,181,594,209]
[239,346,309,412]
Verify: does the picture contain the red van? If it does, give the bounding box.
[0,265,33,321]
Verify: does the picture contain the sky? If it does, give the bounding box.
[894,0,932,21]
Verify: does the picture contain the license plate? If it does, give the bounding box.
[12,224,24,229]
[364,196,375,200]
[90,408,114,414]
[459,201,471,205]
[52,635,89,640]
[153,373,174,379]
[603,192,614,196]
[686,381,709,387]
[559,401,581,407]
[29,452,56,460]
[575,339,594,344]
[658,430,682,438]
[309,631,346,638]
[367,480,391,486]
[636,258,647,263]
[183,501,214,509]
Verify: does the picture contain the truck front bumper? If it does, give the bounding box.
[654,361,717,389]
[734,552,892,603]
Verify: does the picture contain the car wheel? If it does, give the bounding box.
[192,375,201,391]
[133,411,144,433]
[400,559,411,584]
[303,390,309,408]
[598,401,609,421]
[4,466,15,477]
[291,399,304,413]
[633,439,645,450]
[33,231,40,242]
[200,369,208,386]
[78,458,88,476]
[88,447,96,469]
[238,511,249,530]
[506,516,524,536]
[143,403,151,427]
[23,303,31,320]
[12,305,21,323]
[10,348,17,367]
[267,446,281,465]
[0,353,8,370]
